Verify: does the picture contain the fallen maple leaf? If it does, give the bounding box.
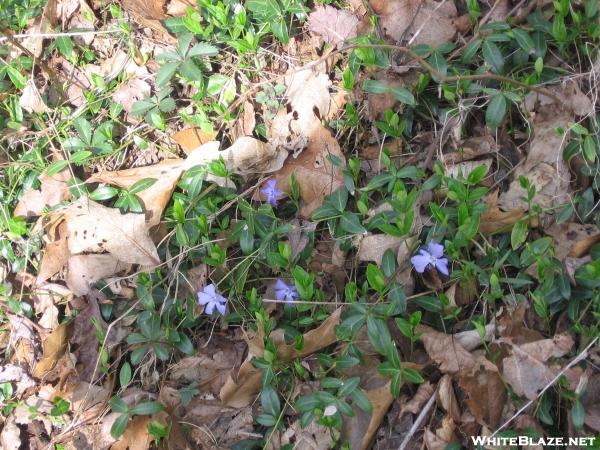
[308,5,359,46]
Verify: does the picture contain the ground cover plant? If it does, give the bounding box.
[0,0,600,448]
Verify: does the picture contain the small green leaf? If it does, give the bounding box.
[119,362,132,387]
[129,178,157,194]
[110,396,129,414]
[261,386,280,417]
[583,135,597,162]
[74,117,93,145]
[390,87,415,106]
[381,249,396,278]
[340,212,366,234]
[482,40,504,72]
[188,42,219,57]
[330,188,348,212]
[338,377,361,398]
[511,220,528,250]
[130,401,164,416]
[89,185,119,201]
[362,79,389,94]
[486,93,507,128]
[45,160,69,176]
[572,399,585,430]
[512,29,535,54]
[110,414,130,439]
[366,263,386,292]
[156,63,179,87]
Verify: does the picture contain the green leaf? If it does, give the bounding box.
[110,414,130,439]
[351,389,372,414]
[74,117,93,145]
[56,36,74,58]
[89,185,119,201]
[428,51,447,79]
[130,401,164,416]
[512,29,535,54]
[188,42,219,57]
[130,99,155,117]
[45,160,69,176]
[340,212,366,234]
[110,396,129,414]
[366,316,392,356]
[486,93,507,129]
[511,220,528,250]
[362,79,389,94]
[330,187,348,212]
[381,249,396,278]
[366,264,385,292]
[338,377,361,397]
[156,63,179,87]
[467,164,488,185]
[129,178,157,194]
[179,59,204,81]
[390,87,415,106]
[482,40,504,72]
[261,386,280,417]
[119,362,132,387]
[571,399,585,430]
[312,202,340,221]
[70,150,92,165]
[461,39,481,63]
[583,135,597,162]
[402,368,424,384]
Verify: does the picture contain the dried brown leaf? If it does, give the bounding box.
[399,381,435,418]
[172,127,217,154]
[370,0,458,47]
[308,5,359,46]
[67,254,129,296]
[14,168,71,218]
[111,416,152,450]
[32,323,68,378]
[501,334,575,400]
[546,222,600,261]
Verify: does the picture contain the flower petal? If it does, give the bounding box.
[274,279,288,291]
[215,301,226,316]
[203,284,216,296]
[197,292,211,305]
[435,258,449,276]
[204,301,215,315]
[411,254,432,273]
[216,293,228,304]
[427,242,445,258]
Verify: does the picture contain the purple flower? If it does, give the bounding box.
[410,242,449,276]
[260,179,285,206]
[197,283,228,316]
[274,279,299,304]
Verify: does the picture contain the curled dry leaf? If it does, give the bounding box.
[111,416,152,450]
[171,126,217,154]
[480,190,525,234]
[0,364,36,397]
[33,283,71,330]
[399,381,435,418]
[419,325,506,428]
[545,222,600,261]
[501,333,576,400]
[32,323,68,378]
[220,308,342,407]
[436,375,461,422]
[281,420,333,450]
[499,82,593,213]
[341,376,395,450]
[19,78,50,114]
[112,78,151,115]
[358,234,407,266]
[273,125,346,217]
[370,0,459,47]
[66,254,129,296]
[14,166,71,218]
[308,5,359,46]
[423,416,458,450]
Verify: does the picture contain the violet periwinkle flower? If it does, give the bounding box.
[260,179,285,206]
[197,283,228,316]
[410,242,449,276]
[274,279,299,304]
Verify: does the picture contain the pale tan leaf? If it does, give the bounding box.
[66,254,129,296]
[19,78,50,113]
[111,416,152,450]
[112,79,151,114]
[172,127,217,153]
[308,5,359,46]
[14,168,71,217]
[358,234,406,265]
[370,0,458,47]
[399,381,435,417]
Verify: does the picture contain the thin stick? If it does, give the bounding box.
[398,389,437,450]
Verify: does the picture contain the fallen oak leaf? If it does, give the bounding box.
[545,222,600,261]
